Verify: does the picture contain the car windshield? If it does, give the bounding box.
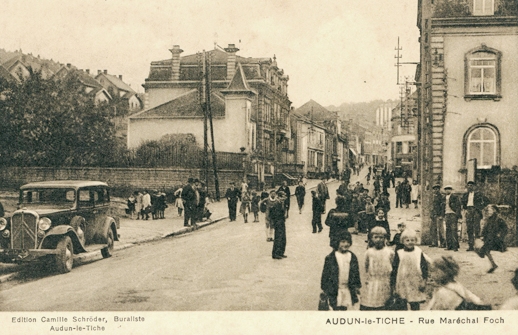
[20,188,76,209]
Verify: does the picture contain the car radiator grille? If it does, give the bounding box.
[11,212,38,249]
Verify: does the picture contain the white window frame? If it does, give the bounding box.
[469,55,496,95]
[466,127,497,169]
[473,0,494,16]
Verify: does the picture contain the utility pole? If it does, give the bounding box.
[201,51,209,189]
[205,51,220,201]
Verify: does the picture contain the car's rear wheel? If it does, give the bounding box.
[101,228,114,258]
[54,236,74,273]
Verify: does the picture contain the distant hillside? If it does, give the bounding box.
[326,99,395,124]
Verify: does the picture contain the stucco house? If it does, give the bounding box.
[129,44,291,186]
[95,70,142,111]
[417,0,518,243]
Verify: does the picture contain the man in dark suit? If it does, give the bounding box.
[294,180,306,214]
[443,185,462,251]
[461,181,489,251]
[225,182,241,221]
[181,178,197,227]
[270,191,287,259]
[277,180,291,218]
[429,184,445,247]
[317,176,330,214]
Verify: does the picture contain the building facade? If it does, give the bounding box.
[391,90,418,177]
[417,0,518,243]
[129,44,291,187]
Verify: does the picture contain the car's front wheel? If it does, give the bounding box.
[101,228,114,258]
[54,236,74,273]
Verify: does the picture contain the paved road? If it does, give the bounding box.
[1,178,516,311]
[0,182,340,311]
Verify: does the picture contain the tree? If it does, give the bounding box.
[0,69,122,167]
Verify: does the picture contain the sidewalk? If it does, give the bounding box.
[117,178,326,244]
[0,178,328,281]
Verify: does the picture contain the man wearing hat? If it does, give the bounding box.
[461,181,489,251]
[429,184,445,247]
[443,185,462,251]
[225,182,241,221]
[181,178,197,227]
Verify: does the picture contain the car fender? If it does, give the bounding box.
[102,217,119,242]
[40,225,87,254]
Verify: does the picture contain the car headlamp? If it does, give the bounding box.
[38,217,52,231]
[0,218,7,231]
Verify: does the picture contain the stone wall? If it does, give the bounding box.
[0,167,245,196]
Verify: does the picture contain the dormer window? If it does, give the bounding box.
[473,0,494,16]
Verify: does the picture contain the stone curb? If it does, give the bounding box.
[0,180,334,284]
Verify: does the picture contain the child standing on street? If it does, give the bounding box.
[388,223,406,252]
[320,231,361,310]
[240,192,251,223]
[361,226,395,310]
[174,188,183,217]
[391,228,430,310]
[367,208,391,246]
[363,196,376,234]
[251,191,260,222]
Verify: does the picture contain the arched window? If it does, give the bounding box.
[465,125,499,169]
[464,45,501,101]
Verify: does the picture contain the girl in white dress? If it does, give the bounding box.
[361,226,394,310]
[321,231,361,310]
[390,228,430,310]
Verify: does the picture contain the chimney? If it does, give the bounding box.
[97,70,101,75]
[224,44,239,81]
[103,69,107,74]
[66,63,71,68]
[119,75,123,80]
[85,69,90,75]
[169,45,183,81]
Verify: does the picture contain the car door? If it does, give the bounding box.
[77,187,96,245]
[93,187,110,227]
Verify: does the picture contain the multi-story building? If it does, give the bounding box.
[129,44,291,187]
[417,0,518,244]
[291,113,326,177]
[293,100,347,177]
[391,90,418,177]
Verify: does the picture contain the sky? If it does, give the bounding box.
[0,0,420,108]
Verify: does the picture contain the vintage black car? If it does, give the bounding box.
[0,181,120,273]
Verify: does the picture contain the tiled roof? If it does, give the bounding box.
[221,63,256,94]
[2,55,24,71]
[74,69,103,88]
[294,100,338,121]
[122,91,136,99]
[147,47,272,81]
[97,73,135,94]
[130,89,225,119]
[0,65,16,83]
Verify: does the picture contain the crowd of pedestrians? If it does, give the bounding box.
[317,166,515,311]
[126,190,167,220]
[123,165,515,311]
